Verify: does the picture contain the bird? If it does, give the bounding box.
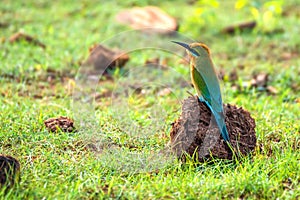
[172,41,230,141]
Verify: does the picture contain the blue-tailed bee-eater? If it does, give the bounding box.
[173,41,230,141]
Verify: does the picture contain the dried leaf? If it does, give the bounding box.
[116,6,178,35]
[145,57,168,70]
[250,73,269,88]
[157,87,171,97]
[266,86,278,95]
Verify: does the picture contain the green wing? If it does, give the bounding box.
[192,69,212,105]
[194,58,223,113]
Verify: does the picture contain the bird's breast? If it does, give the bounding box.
[190,64,202,96]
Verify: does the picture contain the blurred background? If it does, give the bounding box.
[1,0,299,198]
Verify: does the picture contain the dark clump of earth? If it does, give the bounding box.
[0,155,20,188]
[44,116,76,133]
[170,96,256,162]
[83,44,129,75]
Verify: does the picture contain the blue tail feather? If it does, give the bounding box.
[221,124,230,141]
[198,96,230,141]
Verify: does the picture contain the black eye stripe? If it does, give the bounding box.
[190,49,200,56]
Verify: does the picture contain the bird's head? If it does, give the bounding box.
[172,41,211,59]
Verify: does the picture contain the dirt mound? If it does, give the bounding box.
[170,96,256,162]
[44,116,76,133]
[0,155,20,188]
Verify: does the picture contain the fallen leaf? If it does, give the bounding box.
[116,6,178,35]
[93,90,113,100]
[266,86,278,95]
[157,87,172,97]
[281,51,299,61]
[145,57,168,70]
[145,58,159,65]
[250,73,269,88]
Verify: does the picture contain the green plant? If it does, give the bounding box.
[180,0,220,35]
[235,0,284,32]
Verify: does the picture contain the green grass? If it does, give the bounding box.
[1,0,299,199]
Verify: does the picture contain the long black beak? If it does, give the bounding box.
[171,41,200,56]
